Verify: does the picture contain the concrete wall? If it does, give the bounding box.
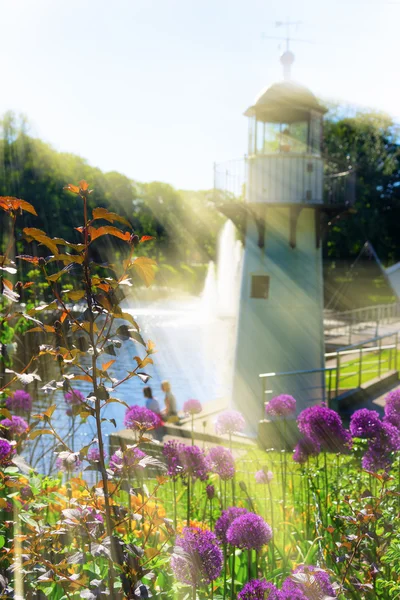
[232,206,325,434]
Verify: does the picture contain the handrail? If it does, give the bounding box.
[260,330,399,408]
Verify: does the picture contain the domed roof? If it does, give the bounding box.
[245,80,327,123]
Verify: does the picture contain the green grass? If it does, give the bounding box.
[326,348,397,392]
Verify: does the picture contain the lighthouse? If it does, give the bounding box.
[228,52,330,433]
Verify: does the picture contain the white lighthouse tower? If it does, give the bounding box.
[228,52,329,433]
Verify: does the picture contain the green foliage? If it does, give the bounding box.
[0,114,223,295]
[323,109,400,264]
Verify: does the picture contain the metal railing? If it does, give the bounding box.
[213,155,355,205]
[324,302,400,344]
[260,331,399,411]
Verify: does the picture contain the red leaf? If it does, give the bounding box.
[140,235,155,243]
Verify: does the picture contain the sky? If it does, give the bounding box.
[0,0,398,190]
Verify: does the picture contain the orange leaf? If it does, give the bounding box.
[79,180,89,191]
[73,374,93,383]
[18,200,38,216]
[0,196,37,215]
[92,207,132,229]
[89,226,131,243]
[60,311,68,323]
[16,255,40,265]
[23,228,59,255]
[132,256,157,287]
[64,184,80,194]
[102,359,115,371]
[140,235,155,243]
[27,325,55,333]
[97,282,111,292]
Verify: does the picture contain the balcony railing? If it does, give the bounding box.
[213,155,356,206]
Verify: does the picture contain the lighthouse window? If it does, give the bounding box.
[309,112,322,155]
[248,117,256,154]
[256,121,308,155]
[251,275,270,299]
[256,120,264,153]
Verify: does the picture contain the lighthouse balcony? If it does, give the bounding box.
[213,155,355,207]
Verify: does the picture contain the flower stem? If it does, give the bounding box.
[230,547,236,600]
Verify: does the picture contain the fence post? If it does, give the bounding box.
[262,377,266,420]
[348,314,353,345]
[328,369,332,408]
[378,338,382,379]
[358,347,362,388]
[335,352,340,399]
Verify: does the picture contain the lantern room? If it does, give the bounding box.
[244,71,327,205]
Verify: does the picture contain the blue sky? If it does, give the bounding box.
[0,0,397,190]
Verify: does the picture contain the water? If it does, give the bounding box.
[29,221,243,468]
[216,221,243,317]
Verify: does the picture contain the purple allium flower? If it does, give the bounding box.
[227,513,272,550]
[384,389,400,429]
[215,506,249,545]
[265,394,296,418]
[255,467,273,484]
[362,421,400,472]
[207,446,235,481]
[297,404,351,453]
[206,484,215,500]
[124,405,161,431]
[215,410,245,436]
[64,389,85,406]
[1,416,28,436]
[238,579,281,600]
[5,390,32,413]
[162,440,184,478]
[350,409,383,439]
[109,446,146,473]
[87,446,103,462]
[171,526,223,587]
[0,439,13,464]
[55,452,82,472]
[181,445,209,481]
[281,565,337,599]
[293,436,320,464]
[183,399,202,415]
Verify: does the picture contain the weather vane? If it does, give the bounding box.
[262,19,313,80]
